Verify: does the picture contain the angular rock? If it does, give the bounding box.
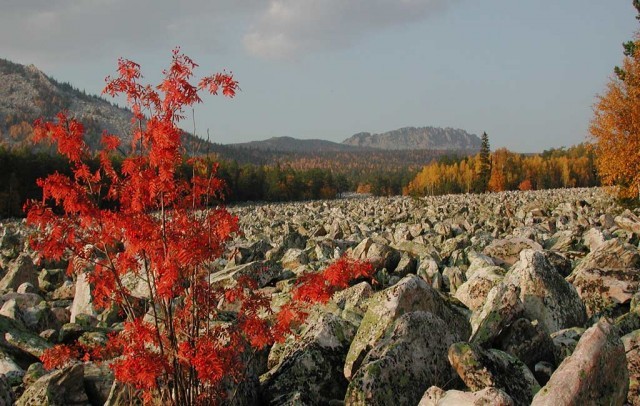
[345,311,461,405]
[550,327,585,363]
[615,209,640,235]
[392,253,417,277]
[0,348,23,385]
[623,329,640,406]
[570,238,640,276]
[280,248,309,270]
[494,318,555,371]
[344,275,470,380]
[418,386,514,406]
[455,266,505,311]
[448,342,540,406]
[16,364,88,406]
[470,283,524,346]
[582,227,606,252]
[570,267,640,318]
[504,250,586,333]
[261,313,356,405]
[442,266,465,294]
[0,254,38,292]
[483,237,543,267]
[531,319,627,406]
[328,282,374,326]
[210,261,283,289]
[84,362,115,406]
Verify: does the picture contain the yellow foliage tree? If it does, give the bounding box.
[590,36,640,199]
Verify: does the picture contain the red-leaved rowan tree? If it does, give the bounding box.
[26,49,373,405]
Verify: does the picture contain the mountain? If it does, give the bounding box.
[0,58,213,154]
[229,136,364,153]
[342,127,481,151]
[0,58,478,171]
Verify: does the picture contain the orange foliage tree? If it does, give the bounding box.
[590,34,640,200]
[27,50,373,405]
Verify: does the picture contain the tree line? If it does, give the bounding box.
[405,143,598,196]
[0,148,355,218]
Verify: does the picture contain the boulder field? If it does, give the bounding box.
[0,187,639,405]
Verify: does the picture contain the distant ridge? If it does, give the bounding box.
[229,136,364,153]
[342,126,481,151]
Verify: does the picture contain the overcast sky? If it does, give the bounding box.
[1,0,637,152]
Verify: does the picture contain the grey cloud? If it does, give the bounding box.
[1,0,454,65]
[0,0,262,65]
[243,0,452,60]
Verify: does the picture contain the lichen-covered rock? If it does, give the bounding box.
[0,348,23,385]
[494,318,555,371]
[442,266,466,294]
[550,327,585,363]
[623,329,640,406]
[582,227,607,252]
[345,311,461,405]
[365,243,401,272]
[418,386,514,406]
[0,227,23,260]
[615,209,640,235]
[209,261,283,289]
[393,253,416,277]
[455,266,505,311]
[544,230,578,252]
[483,237,543,266]
[280,248,309,270]
[0,374,12,406]
[328,282,374,326]
[448,342,540,406]
[416,256,441,286]
[570,238,640,276]
[570,267,640,318]
[261,313,357,404]
[531,319,628,406]
[344,275,470,380]
[504,250,586,333]
[83,362,115,406]
[22,362,45,388]
[0,254,38,292]
[16,364,88,406]
[470,283,524,346]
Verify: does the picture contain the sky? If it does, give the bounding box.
[1,0,637,152]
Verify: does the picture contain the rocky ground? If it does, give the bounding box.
[0,187,639,405]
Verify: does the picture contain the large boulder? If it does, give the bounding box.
[0,348,23,385]
[615,209,640,235]
[260,313,356,405]
[418,386,514,406]
[16,364,88,406]
[470,283,524,346]
[0,254,39,292]
[494,318,556,371]
[483,237,543,267]
[623,329,640,406]
[344,275,470,380]
[504,250,586,333]
[328,282,374,326]
[345,311,461,405]
[210,261,283,289]
[570,238,640,276]
[531,319,628,406]
[69,273,96,324]
[448,342,540,406]
[455,266,505,311]
[570,267,640,318]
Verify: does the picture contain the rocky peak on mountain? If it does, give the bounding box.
[342,126,482,151]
